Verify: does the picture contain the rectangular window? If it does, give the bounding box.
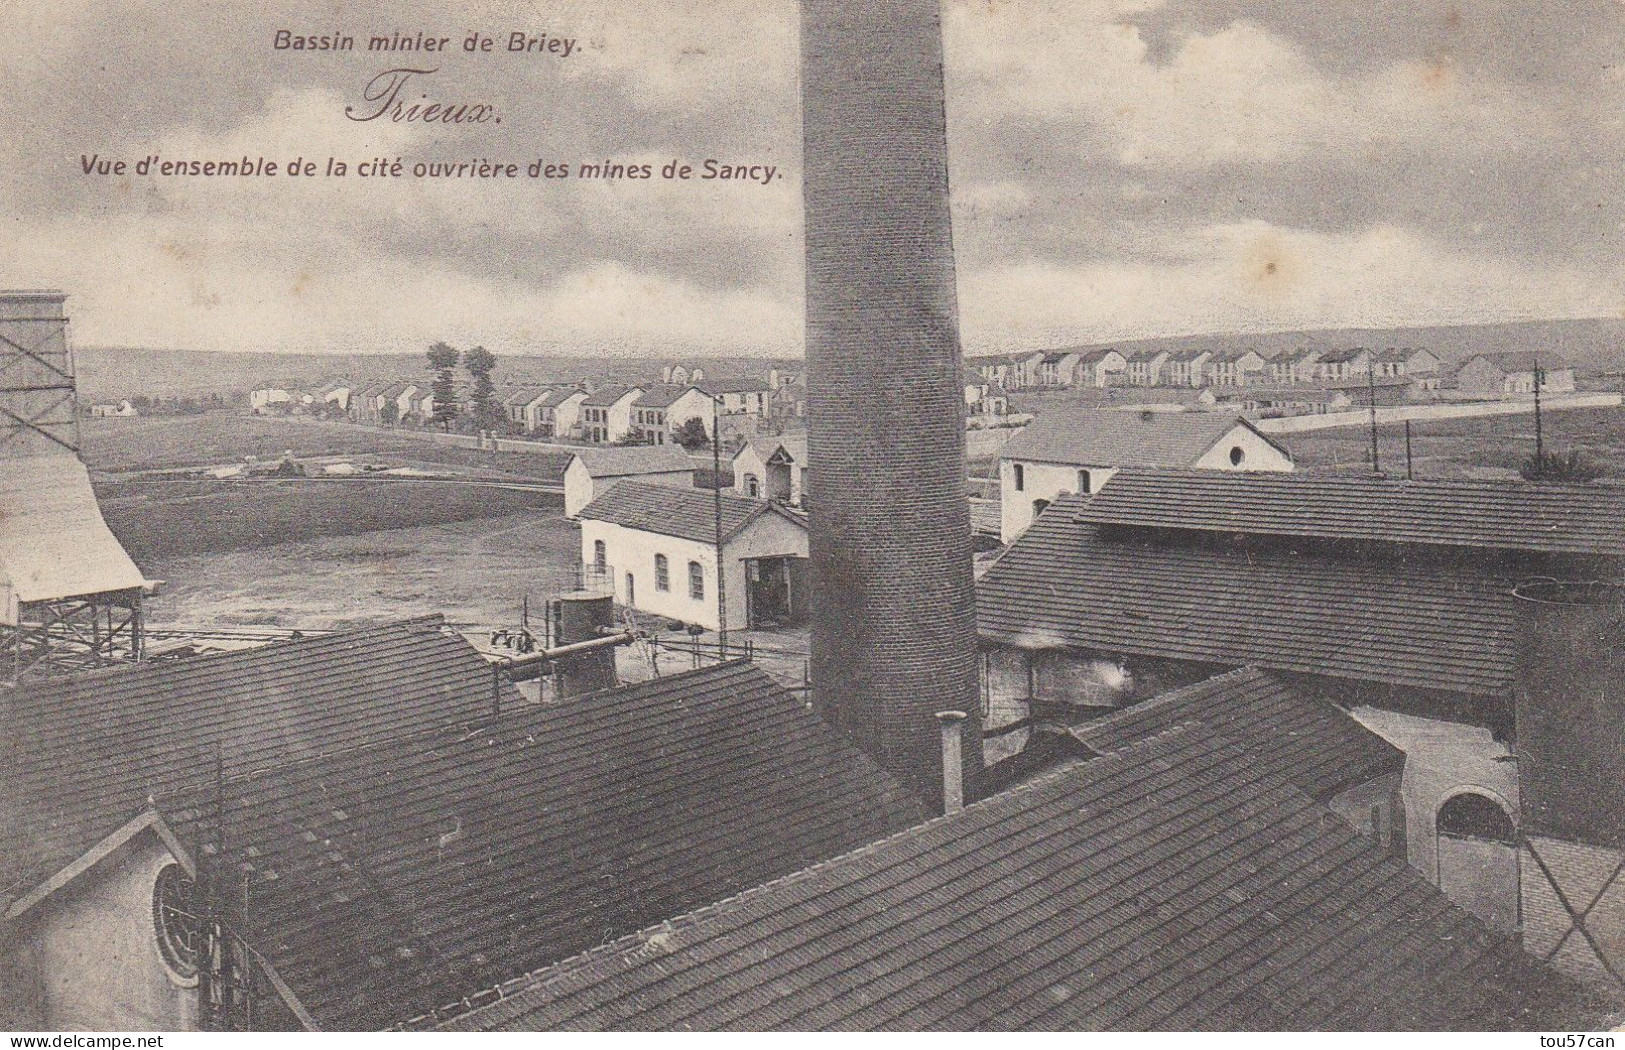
[655,553,670,591]
[1013,463,1025,491]
[688,560,705,600]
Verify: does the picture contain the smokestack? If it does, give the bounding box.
[802,0,984,808]
[936,711,966,815]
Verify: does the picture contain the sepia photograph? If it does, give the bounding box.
[1,0,1623,1035]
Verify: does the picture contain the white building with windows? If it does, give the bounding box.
[731,434,807,506]
[563,447,696,518]
[998,406,1294,541]
[578,480,808,632]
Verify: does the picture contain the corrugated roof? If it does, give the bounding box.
[0,453,148,604]
[580,479,803,544]
[569,446,695,478]
[1000,407,1283,468]
[976,494,1518,695]
[0,618,504,914]
[1075,469,1625,558]
[1072,668,1403,801]
[161,661,922,1030]
[439,726,1591,1032]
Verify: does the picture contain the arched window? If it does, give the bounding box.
[153,864,200,978]
[593,539,606,572]
[744,473,760,498]
[1229,446,1246,466]
[1438,792,1515,845]
[655,553,670,591]
[1077,469,1092,494]
[688,560,705,600]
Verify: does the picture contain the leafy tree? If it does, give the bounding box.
[379,399,399,426]
[463,345,502,431]
[426,342,461,431]
[673,416,711,451]
[1520,449,1605,483]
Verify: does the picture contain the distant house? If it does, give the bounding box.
[963,372,1010,419]
[1203,348,1267,387]
[1122,349,1168,386]
[1074,387,1217,412]
[88,400,138,418]
[579,385,644,443]
[1074,348,1128,387]
[578,480,809,631]
[563,446,695,518]
[317,382,350,413]
[1454,352,1576,398]
[1161,348,1212,387]
[248,387,291,414]
[536,387,588,438]
[1216,385,1353,416]
[966,353,1021,390]
[1403,347,1443,374]
[1036,351,1079,387]
[770,380,807,421]
[998,407,1294,541]
[1328,373,1418,407]
[1316,347,1374,383]
[732,433,807,506]
[696,379,770,416]
[631,385,716,446]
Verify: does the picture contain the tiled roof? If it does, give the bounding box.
[581,385,642,407]
[1,619,505,913]
[1072,668,1403,802]
[976,494,1518,695]
[635,385,698,408]
[580,479,803,544]
[1000,407,1282,468]
[160,661,922,1030]
[569,446,695,478]
[1074,469,1625,558]
[1318,347,1371,363]
[538,387,585,408]
[696,379,770,395]
[439,726,1591,1032]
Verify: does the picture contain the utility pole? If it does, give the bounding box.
[1367,359,1380,474]
[1404,419,1414,481]
[1533,355,1545,466]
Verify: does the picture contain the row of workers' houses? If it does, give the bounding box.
[967,345,1578,399]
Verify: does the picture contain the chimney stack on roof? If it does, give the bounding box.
[801,0,984,809]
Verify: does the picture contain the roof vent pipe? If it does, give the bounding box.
[936,711,967,815]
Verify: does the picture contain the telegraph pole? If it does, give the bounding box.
[1533,355,1545,466]
[710,395,727,660]
[1367,359,1380,474]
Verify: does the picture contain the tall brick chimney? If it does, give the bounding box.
[801,0,984,807]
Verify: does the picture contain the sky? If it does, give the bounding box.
[3,0,1623,356]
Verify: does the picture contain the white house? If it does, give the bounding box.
[248,388,291,414]
[1162,349,1212,387]
[1123,350,1169,386]
[1204,349,1267,387]
[578,480,808,632]
[537,388,589,437]
[632,386,717,445]
[697,380,770,417]
[732,434,808,506]
[1454,352,1577,399]
[563,446,696,518]
[1074,348,1128,388]
[997,406,1295,541]
[579,386,645,443]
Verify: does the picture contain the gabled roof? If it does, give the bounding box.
[1000,407,1285,468]
[580,480,803,544]
[159,661,922,1030]
[1318,347,1373,363]
[976,494,1517,695]
[633,385,693,408]
[438,726,1591,1032]
[1461,351,1571,373]
[1,618,504,915]
[735,433,808,466]
[696,379,770,395]
[0,453,148,603]
[1164,347,1213,363]
[568,446,694,478]
[581,384,643,407]
[499,387,551,408]
[1072,668,1403,801]
[1074,468,1625,558]
[539,387,586,408]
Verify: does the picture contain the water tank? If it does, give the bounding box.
[551,591,618,698]
[1513,580,1625,847]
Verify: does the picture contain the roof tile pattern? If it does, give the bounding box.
[1076,469,1625,557]
[580,479,803,544]
[1000,407,1278,468]
[976,494,1518,694]
[1071,668,1404,801]
[1,619,503,911]
[162,662,922,1030]
[440,727,1588,1031]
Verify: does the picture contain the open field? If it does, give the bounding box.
[143,510,581,634]
[1278,404,1625,480]
[100,478,558,561]
[80,412,573,480]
